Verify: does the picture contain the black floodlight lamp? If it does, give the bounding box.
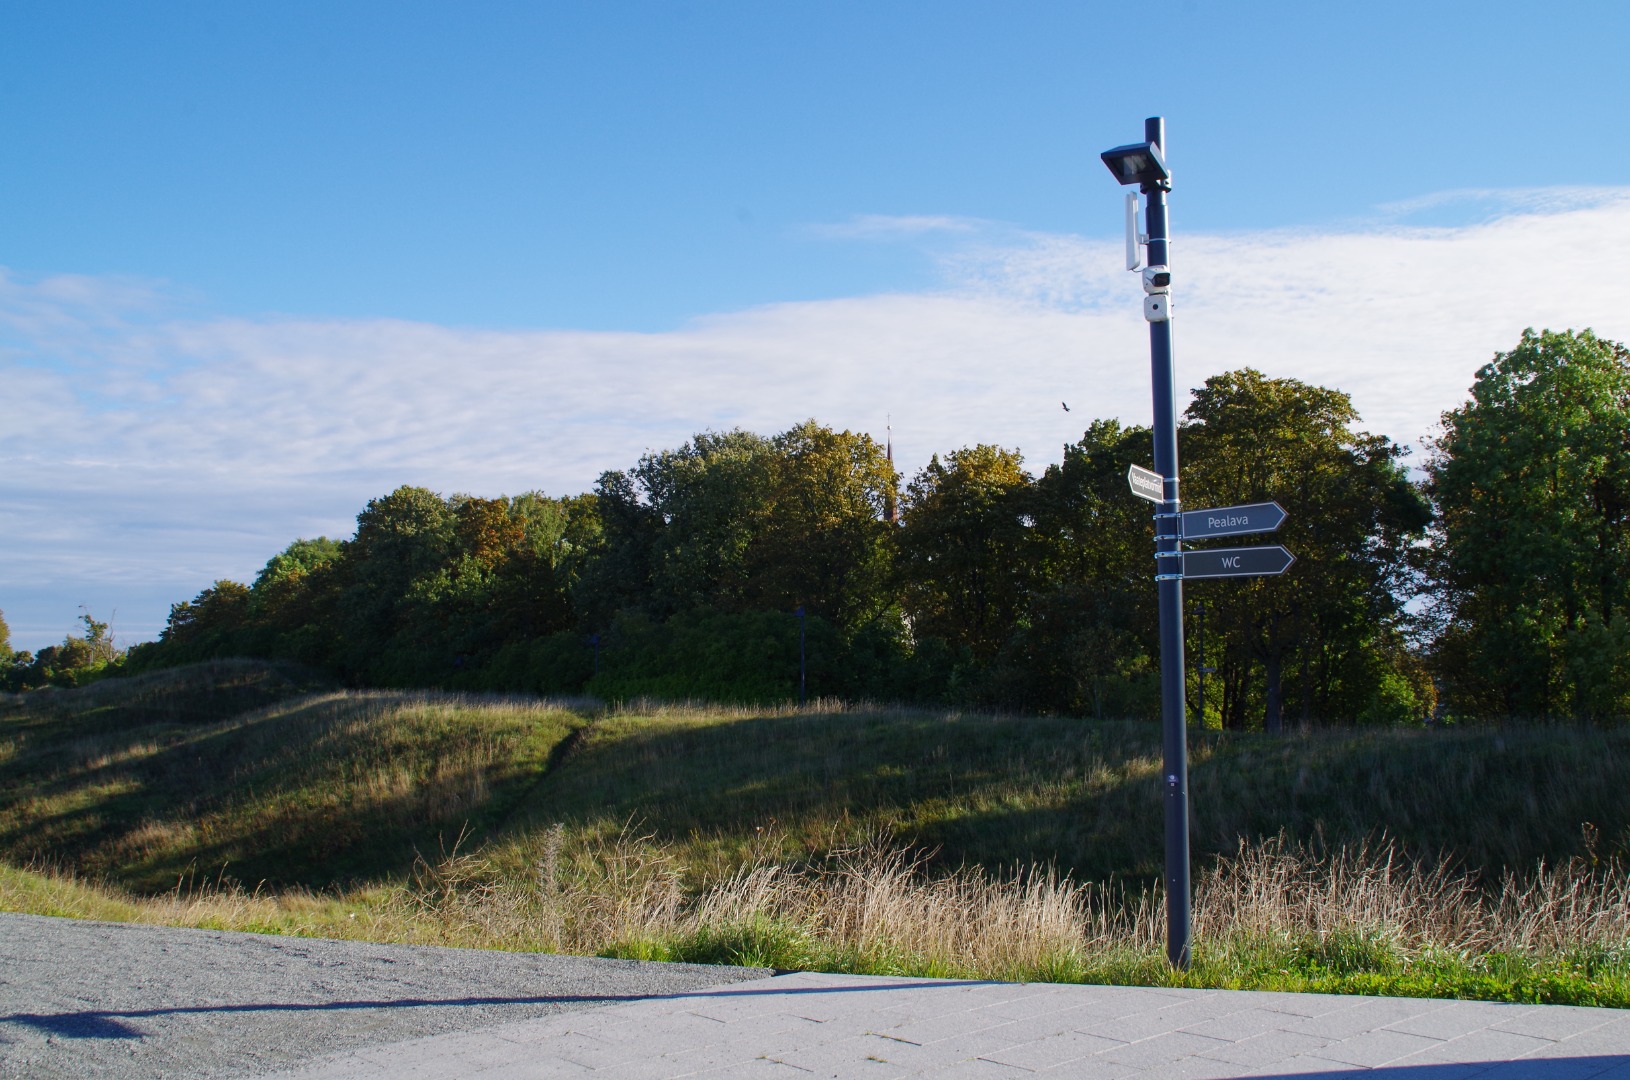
[1100,141,1170,192]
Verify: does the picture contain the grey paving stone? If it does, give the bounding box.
[849,1024,1028,1068]
[658,1036,779,1073]
[1161,1055,1287,1080]
[979,1029,1126,1069]
[1309,1026,1445,1067]
[1179,1007,1308,1042]
[770,1032,930,1073]
[1033,1059,1140,1078]
[474,1058,595,1078]
[684,1059,817,1079]
[521,1031,646,1069]
[872,1009,1018,1045]
[953,1012,1078,1047]
[584,1058,709,1079]
[1281,996,1449,1039]
[1077,998,1242,1044]
[1382,1000,1542,1041]
[214,958,1630,1079]
[1491,1006,1624,1041]
[1193,1028,1335,1066]
[928,1058,1033,1078]
[1398,1026,1558,1064]
[1243,992,1361,1019]
[1228,1056,1382,1077]
[1520,1023,1630,1057]
[1096,1029,1236,1067]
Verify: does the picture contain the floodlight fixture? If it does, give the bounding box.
[1100,141,1170,192]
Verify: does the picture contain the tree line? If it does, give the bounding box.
[8,329,1628,726]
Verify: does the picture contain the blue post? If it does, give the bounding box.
[1141,116,1192,970]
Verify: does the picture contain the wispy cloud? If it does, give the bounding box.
[805,213,987,240]
[4,188,1629,649]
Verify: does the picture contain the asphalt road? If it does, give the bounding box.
[0,913,771,1079]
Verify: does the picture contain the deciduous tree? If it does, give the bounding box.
[1425,329,1630,719]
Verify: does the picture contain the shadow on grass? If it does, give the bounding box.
[530,705,1630,881]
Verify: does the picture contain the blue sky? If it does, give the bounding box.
[3,1,1629,650]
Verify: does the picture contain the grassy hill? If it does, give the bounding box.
[2,660,1628,1004]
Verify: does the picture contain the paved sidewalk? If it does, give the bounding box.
[261,970,1630,1079]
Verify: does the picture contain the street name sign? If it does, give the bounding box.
[1181,545,1296,579]
[1179,501,1287,540]
[1127,464,1163,503]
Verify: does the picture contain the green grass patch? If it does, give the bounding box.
[2,661,1629,1008]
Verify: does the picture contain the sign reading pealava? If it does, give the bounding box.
[1178,501,1286,540]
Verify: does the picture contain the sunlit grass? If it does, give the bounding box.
[2,661,1629,1006]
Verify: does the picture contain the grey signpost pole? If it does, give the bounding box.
[1143,117,1191,971]
[1104,116,1190,969]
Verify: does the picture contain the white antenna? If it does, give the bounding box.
[1125,192,1146,272]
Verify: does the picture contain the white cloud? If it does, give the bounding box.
[805,213,987,240]
[4,188,1629,649]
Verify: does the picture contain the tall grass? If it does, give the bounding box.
[4,662,1630,1005]
[6,832,1625,1004]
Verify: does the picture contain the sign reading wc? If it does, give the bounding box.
[1181,545,1296,579]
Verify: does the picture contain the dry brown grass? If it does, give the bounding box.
[5,830,1627,999]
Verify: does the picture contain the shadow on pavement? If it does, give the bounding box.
[0,977,989,1040]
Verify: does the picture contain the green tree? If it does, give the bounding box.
[581,422,897,636]
[157,581,255,662]
[998,420,1160,717]
[1425,329,1630,719]
[749,421,898,630]
[898,444,1035,662]
[0,608,12,666]
[1182,369,1431,729]
[331,486,458,677]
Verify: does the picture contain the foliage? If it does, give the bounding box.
[107,339,1630,723]
[579,421,896,636]
[2,610,126,691]
[1425,328,1630,719]
[897,444,1035,662]
[1181,369,1432,730]
[990,420,1160,717]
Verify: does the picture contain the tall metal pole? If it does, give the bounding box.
[796,606,807,706]
[1143,116,1192,970]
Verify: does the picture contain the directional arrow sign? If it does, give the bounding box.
[1180,501,1287,540]
[1181,545,1296,579]
[1127,464,1163,503]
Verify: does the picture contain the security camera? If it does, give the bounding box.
[1142,265,1172,294]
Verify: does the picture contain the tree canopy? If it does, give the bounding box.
[1426,329,1630,719]
[89,338,1630,725]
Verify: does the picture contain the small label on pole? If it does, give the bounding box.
[1127,464,1163,503]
